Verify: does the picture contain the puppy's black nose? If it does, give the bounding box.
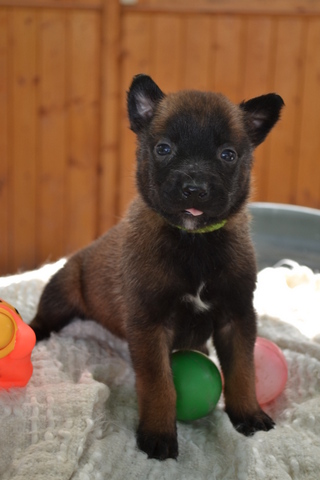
[182,184,208,199]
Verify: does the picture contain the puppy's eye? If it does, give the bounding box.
[155,143,171,156]
[220,149,237,162]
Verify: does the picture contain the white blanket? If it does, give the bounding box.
[0,261,320,480]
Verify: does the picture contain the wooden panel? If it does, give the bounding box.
[266,18,305,205]
[181,14,212,91]
[10,8,38,272]
[98,0,121,234]
[296,18,320,208]
[213,15,245,102]
[151,14,183,91]
[2,1,320,275]
[241,16,274,201]
[242,16,274,100]
[129,0,320,15]
[0,1,102,9]
[37,10,67,263]
[65,10,101,254]
[0,8,9,273]
[0,5,107,275]
[119,12,153,215]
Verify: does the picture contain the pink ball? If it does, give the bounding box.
[254,337,288,405]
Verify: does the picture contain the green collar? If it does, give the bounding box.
[173,219,227,234]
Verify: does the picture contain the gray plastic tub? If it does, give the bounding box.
[249,202,320,272]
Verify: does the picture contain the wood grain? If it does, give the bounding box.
[0,0,102,9]
[241,16,274,202]
[65,10,100,254]
[10,8,38,272]
[296,18,320,208]
[0,8,9,272]
[182,14,212,91]
[37,9,67,263]
[266,18,305,205]
[151,13,183,91]
[126,0,320,15]
[1,1,320,275]
[214,15,245,102]
[119,12,153,215]
[98,0,121,234]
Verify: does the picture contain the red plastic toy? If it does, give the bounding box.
[255,336,288,405]
[0,299,36,388]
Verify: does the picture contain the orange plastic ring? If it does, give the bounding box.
[0,301,18,359]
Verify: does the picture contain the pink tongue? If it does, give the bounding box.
[185,208,204,217]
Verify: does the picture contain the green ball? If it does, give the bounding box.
[171,350,222,422]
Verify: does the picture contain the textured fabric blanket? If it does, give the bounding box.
[0,260,320,480]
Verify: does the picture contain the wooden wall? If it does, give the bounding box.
[118,0,320,213]
[0,0,120,274]
[1,0,320,274]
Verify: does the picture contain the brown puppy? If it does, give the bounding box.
[30,74,284,460]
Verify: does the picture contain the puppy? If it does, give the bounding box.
[30,74,284,460]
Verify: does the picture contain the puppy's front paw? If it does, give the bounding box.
[137,426,178,460]
[228,408,275,436]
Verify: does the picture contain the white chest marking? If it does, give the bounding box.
[182,282,211,313]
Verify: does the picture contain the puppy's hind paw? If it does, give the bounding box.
[137,427,178,460]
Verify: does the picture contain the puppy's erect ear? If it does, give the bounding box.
[240,94,284,147]
[127,74,165,133]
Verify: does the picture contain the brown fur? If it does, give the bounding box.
[30,75,284,460]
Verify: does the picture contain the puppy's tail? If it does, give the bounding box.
[30,258,86,342]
